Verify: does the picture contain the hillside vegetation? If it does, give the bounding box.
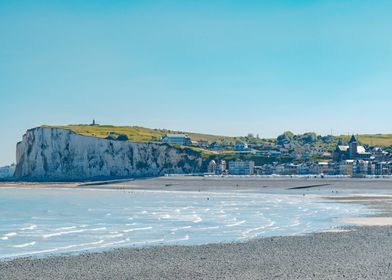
[355,134,392,147]
[42,125,392,149]
[42,124,268,144]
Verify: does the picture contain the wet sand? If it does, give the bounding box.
[1,176,392,192]
[1,177,392,279]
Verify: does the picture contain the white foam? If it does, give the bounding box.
[54,226,78,231]
[90,227,107,231]
[106,233,124,239]
[12,242,36,248]
[20,225,37,231]
[6,240,107,257]
[170,226,192,232]
[177,235,189,241]
[59,240,105,250]
[0,187,373,259]
[5,232,17,237]
[225,220,246,227]
[265,220,276,228]
[5,248,59,258]
[43,227,106,238]
[290,222,301,227]
[43,230,84,238]
[125,223,136,226]
[122,226,152,233]
[159,214,171,219]
[192,215,202,223]
[197,226,220,230]
[101,239,128,247]
[241,226,265,237]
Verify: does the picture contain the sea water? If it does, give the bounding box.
[0,187,371,259]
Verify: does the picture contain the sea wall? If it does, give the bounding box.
[14,127,203,181]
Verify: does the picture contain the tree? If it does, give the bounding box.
[277,131,294,145]
[300,132,317,144]
[116,134,129,141]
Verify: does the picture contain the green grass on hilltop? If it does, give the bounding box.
[41,124,392,148]
[357,134,392,147]
[42,124,244,144]
[331,134,392,147]
[41,124,241,157]
[44,125,164,142]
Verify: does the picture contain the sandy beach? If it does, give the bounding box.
[1,177,392,279]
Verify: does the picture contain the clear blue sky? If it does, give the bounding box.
[1,0,392,165]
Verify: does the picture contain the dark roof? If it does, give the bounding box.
[349,135,357,143]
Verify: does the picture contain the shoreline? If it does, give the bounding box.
[1,175,392,186]
[2,226,392,279]
[1,175,392,190]
[2,177,392,279]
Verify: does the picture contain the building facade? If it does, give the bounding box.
[161,134,192,146]
[333,135,370,161]
[228,160,255,175]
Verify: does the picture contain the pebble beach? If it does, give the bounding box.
[1,177,392,279]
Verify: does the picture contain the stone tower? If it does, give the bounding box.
[348,135,358,159]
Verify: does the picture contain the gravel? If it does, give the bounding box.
[2,177,392,280]
[1,226,392,280]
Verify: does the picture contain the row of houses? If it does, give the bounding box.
[207,159,392,177]
[162,134,392,177]
[258,161,392,176]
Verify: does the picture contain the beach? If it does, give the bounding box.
[2,226,392,280]
[1,177,392,279]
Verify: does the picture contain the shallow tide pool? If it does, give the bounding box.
[0,187,371,259]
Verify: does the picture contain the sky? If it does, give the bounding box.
[1,0,392,165]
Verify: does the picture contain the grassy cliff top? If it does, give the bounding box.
[41,124,244,144]
[352,134,392,147]
[41,124,392,147]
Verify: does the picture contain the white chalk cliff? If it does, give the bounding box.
[15,127,203,180]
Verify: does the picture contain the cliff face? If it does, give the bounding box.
[14,127,203,181]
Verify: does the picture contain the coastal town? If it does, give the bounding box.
[3,1,392,279]
[1,126,391,180]
[161,133,392,177]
